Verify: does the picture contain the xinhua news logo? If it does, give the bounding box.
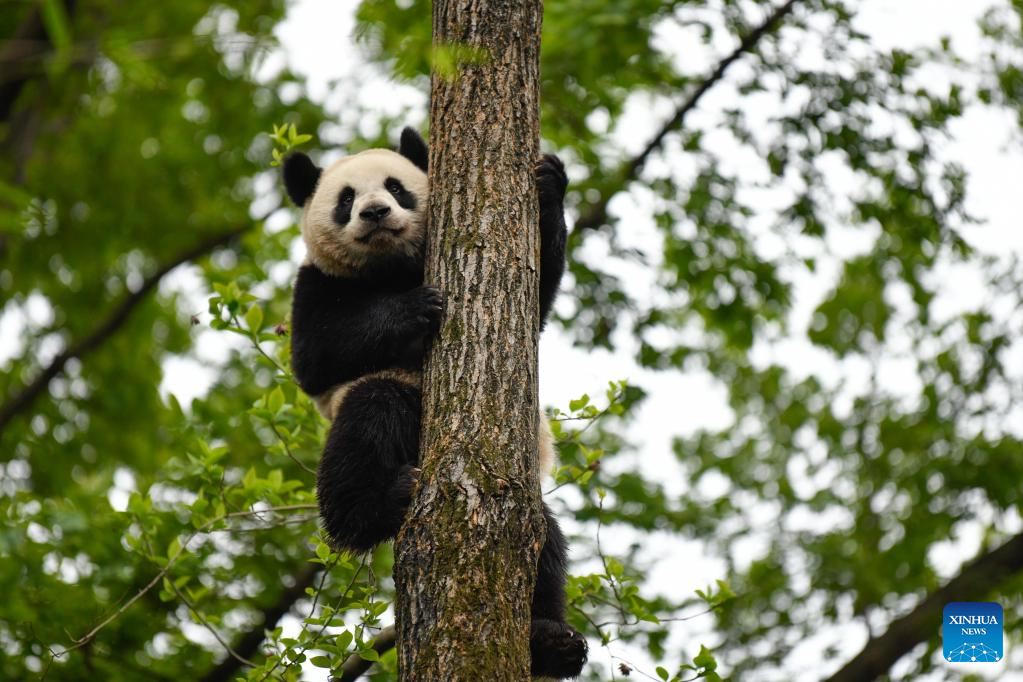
[943,602,1003,663]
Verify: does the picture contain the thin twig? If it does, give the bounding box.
[171,582,256,669]
[657,601,731,623]
[609,655,667,682]
[595,496,628,625]
[334,625,398,682]
[229,312,294,380]
[270,422,316,476]
[205,515,316,534]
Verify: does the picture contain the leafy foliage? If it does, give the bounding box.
[2,0,1023,680]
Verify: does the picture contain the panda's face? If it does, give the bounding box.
[301,149,428,277]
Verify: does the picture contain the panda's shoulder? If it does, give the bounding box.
[293,264,362,310]
[296,263,346,290]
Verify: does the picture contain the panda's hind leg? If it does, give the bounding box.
[530,503,588,678]
[316,377,421,553]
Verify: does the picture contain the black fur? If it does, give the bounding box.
[283,152,322,207]
[399,126,429,172]
[289,136,582,678]
[333,186,355,225]
[385,177,417,211]
[531,618,589,678]
[530,504,588,678]
[536,154,569,327]
[291,266,436,397]
[317,377,423,552]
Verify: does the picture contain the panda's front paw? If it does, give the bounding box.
[535,154,568,205]
[405,285,444,336]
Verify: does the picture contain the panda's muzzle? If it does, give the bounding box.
[359,204,391,222]
[354,203,403,243]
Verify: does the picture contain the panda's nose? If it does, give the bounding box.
[359,204,391,222]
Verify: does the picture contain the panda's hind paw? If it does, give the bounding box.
[530,619,587,679]
[389,465,420,511]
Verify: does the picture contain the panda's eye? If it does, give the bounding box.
[385,178,405,196]
[339,187,355,205]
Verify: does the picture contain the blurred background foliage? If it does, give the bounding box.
[2,0,1023,680]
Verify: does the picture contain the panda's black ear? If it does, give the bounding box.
[282,152,322,207]
[398,127,428,172]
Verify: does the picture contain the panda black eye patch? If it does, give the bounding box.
[333,186,355,225]
[385,177,417,211]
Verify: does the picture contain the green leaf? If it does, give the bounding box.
[714,579,736,602]
[569,394,590,412]
[244,304,264,333]
[315,541,331,562]
[694,645,717,671]
[268,386,285,414]
[310,655,332,668]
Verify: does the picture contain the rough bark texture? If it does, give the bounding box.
[393,1,545,680]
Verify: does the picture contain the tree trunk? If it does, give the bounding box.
[393,1,545,680]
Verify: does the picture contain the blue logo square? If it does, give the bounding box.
[943,602,1003,663]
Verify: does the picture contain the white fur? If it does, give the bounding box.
[302,149,428,277]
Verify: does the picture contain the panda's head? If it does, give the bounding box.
[283,127,429,279]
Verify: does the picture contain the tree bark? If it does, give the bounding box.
[393,1,545,681]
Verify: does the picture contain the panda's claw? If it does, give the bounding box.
[390,464,421,516]
[405,285,444,335]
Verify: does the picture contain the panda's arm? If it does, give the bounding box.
[290,266,440,396]
[537,155,568,328]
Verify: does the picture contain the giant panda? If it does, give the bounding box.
[282,127,587,679]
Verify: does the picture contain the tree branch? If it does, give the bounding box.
[574,0,801,233]
[823,530,1023,682]
[334,625,397,682]
[172,582,257,670]
[198,564,319,682]
[0,223,251,438]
